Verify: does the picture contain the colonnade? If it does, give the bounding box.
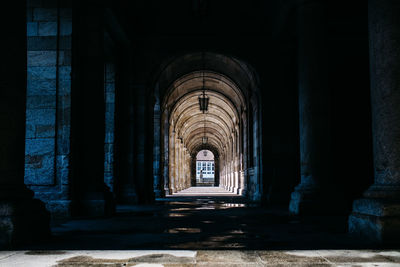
[220,126,244,194]
[168,130,192,194]
[289,0,400,243]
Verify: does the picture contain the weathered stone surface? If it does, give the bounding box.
[28,66,57,80]
[27,22,38,36]
[35,124,56,138]
[60,20,72,36]
[59,79,71,96]
[28,36,57,50]
[25,138,55,185]
[59,66,71,80]
[27,51,60,66]
[45,200,72,219]
[349,0,400,244]
[26,95,56,109]
[27,79,56,95]
[25,124,35,139]
[26,108,56,125]
[33,8,57,21]
[38,22,57,36]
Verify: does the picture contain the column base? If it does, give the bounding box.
[154,189,162,198]
[349,198,400,244]
[74,190,115,217]
[119,187,138,204]
[45,200,72,221]
[0,198,50,248]
[289,184,346,215]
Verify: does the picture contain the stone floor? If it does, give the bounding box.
[172,186,239,196]
[3,187,400,266]
[2,250,400,266]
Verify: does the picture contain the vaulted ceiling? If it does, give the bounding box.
[165,71,245,155]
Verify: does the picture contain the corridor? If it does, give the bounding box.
[2,1,400,265]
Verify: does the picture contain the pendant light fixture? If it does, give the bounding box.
[199,52,208,145]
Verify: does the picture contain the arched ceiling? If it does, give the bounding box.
[166,71,245,156]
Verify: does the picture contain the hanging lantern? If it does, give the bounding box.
[198,91,209,113]
[202,136,208,144]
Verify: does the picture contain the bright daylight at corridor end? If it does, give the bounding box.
[1,0,400,266]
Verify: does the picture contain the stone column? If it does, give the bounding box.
[115,50,137,203]
[71,2,114,216]
[168,129,175,194]
[132,81,153,203]
[289,0,331,214]
[174,137,179,192]
[0,1,50,247]
[348,0,400,244]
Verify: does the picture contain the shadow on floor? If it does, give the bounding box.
[16,191,397,251]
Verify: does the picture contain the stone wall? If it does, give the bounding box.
[104,63,115,192]
[25,0,72,219]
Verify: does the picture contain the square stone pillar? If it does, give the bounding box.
[70,2,114,216]
[348,0,400,244]
[289,0,340,215]
[0,1,50,247]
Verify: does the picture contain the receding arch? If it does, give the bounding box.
[152,52,262,200]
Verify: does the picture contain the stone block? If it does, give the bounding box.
[25,140,55,185]
[26,95,56,109]
[58,108,71,126]
[60,50,72,65]
[36,124,55,138]
[27,79,56,96]
[105,132,114,144]
[38,22,57,36]
[104,143,114,154]
[56,154,69,168]
[45,200,72,220]
[28,51,59,66]
[60,20,72,36]
[28,36,57,50]
[33,8,57,21]
[27,22,38,36]
[28,66,57,80]
[58,79,71,96]
[58,95,71,109]
[105,82,115,93]
[25,123,35,139]
[59,66,71,80]
[105,114,115,130]
[26,108,56,125]
[59,36,72,50]
[25,137,54,155]
[56,128,70,155]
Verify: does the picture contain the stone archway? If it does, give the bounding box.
[191,144,220,187]
[152,52,262,200]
